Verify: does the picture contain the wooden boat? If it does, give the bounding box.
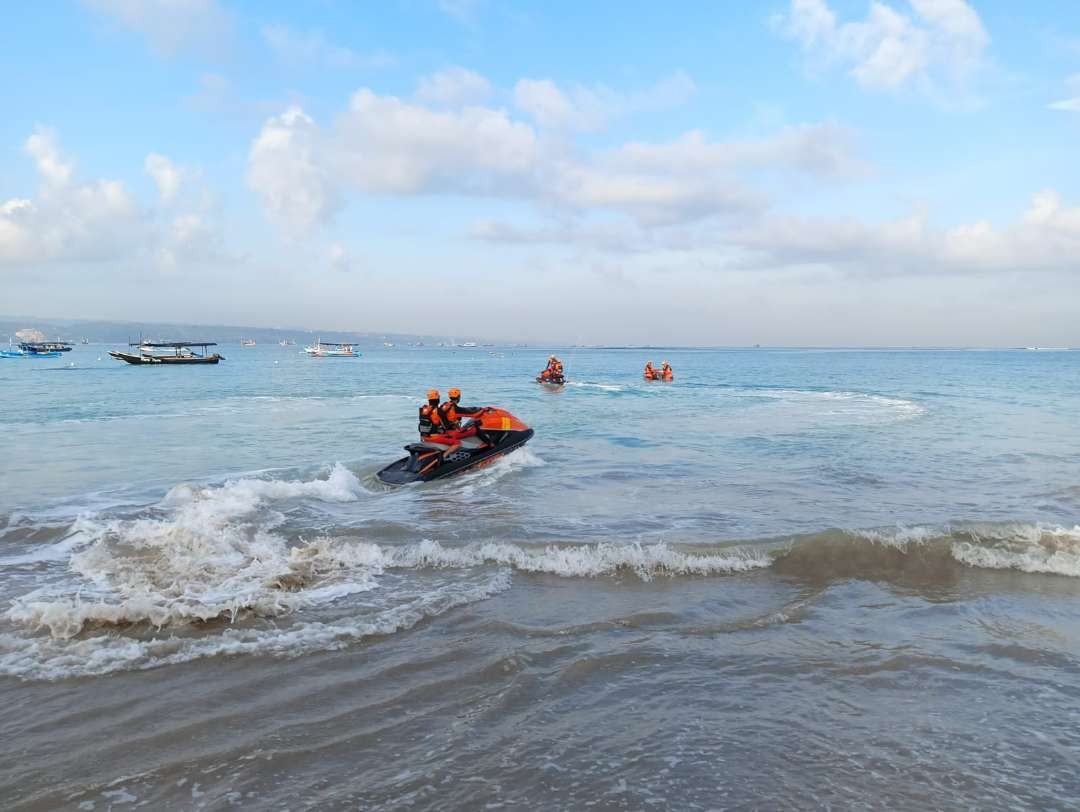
[303,339,359,357]
[20,340,72,353]
[109,341,223,365]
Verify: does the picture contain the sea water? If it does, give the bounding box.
[1,346,1079,808]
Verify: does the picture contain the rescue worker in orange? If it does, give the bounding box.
[438,387,483,432]
[661,360,674,381]
[644,361,656,380]
[418,389,446,439]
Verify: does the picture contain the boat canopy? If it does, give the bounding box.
[313,341,354,346]
[131,341,218,347]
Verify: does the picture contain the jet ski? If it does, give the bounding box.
[376,407,534,484]
[536,374,565,387]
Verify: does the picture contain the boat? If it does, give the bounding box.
[303,339,359,357]
[279,339,296,347]
[376,408,534,484]
[241,338,256,347]
[1,348,62,358]
[462,341,478,348]
[108,341,223,365]
[2,339,62,358]
[20,340,72,353]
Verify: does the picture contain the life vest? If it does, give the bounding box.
[644,365,655,379]
[419,403,444,436]
[438,401,462,429]
[661,368,673,381]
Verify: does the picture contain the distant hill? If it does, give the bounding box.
[0,315,500,348]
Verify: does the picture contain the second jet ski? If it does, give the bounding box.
[376,407,534,484]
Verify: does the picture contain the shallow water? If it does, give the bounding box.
[1,346,1079,809]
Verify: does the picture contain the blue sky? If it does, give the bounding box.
[2,0,1079,345]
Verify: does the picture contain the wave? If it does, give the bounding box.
[6,465,370,639]
[3,458,1080,681]
[0,571,511,681]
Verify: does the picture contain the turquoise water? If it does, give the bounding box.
[2,345,1079,808]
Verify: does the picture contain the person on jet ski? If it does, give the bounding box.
[439,387,483,431]
[418,389,446,439]
[644,360,656,379]
[661,360,674,381]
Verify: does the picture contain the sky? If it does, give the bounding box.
[1,0,1079,346]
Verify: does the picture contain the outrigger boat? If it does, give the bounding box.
[303,339,359,357]
[109,341,223,365]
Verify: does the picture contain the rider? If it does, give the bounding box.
[661,360,673,381]
[439,387,482,431]
[546,355,564,381]
[644,360,656,379]
[418,389,445,439]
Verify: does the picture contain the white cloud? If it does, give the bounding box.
[80,0,231,57]
[246,106,341,235]
[144,153,182,204]
[1,127,228,270]
[727,189,1080,275]
[25,128,74,187]
[513,72,696,132]
[247,88,863,234]
[0,128,137,264]
[415,67,492,107]
[261,24,393,70]
[335,90,538,195]
[609,123,867,180]
[1049,73,1080,112]
[779,0,988,94]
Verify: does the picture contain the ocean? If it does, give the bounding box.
[1,345,1078,809]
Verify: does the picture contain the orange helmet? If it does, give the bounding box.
[427,389,440,401]
[448,387,461,399]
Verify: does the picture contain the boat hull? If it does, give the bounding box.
[109,351,221,365]
[377,428,534,485]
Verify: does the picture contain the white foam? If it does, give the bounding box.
[0,571,511,681]
[368,539,771,580]
[567,381,624,393]
[6,466,369,639]
[852,522,1080,578]
[950,523,1080,577]
[456,448,546,493]
[731,388,924,423]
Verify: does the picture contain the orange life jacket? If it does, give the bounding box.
[419,403,444,436]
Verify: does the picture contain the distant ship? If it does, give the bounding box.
[279,338,296,346]
[303,338,359,357]
[241,338,256,347]
[461,342,478,348]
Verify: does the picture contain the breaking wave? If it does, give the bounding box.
[2,462,1079,680]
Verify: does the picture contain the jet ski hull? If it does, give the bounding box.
[377,428,534,484]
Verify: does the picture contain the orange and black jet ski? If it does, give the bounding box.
[377,408,534,484]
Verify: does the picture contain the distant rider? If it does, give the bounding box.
[661,361,673,381]
[644,361,656,380]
